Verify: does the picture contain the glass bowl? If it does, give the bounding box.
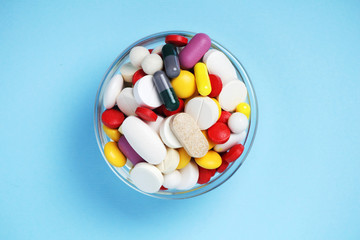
[94,31,258,199]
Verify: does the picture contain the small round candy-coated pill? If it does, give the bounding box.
[101,108,125,129]
[132,69,147,86]
[130,162,164,193]
[198,167,216,184]
[217,160,229,173]
[218,111,231,124]
[141,54,163,75]
[208,74,223,98]
[156,148,180,174]
[228,112,249,133]
[171,70,196,99]
[161,98,184,116]
[207,122,231,144]
[222,144,244,163]
[176,148,191,170]
[117,136,144,165]
[165,35,188,47]
[129,46,150,68]
[104,141,126,167]
[153,71,180,111]
[162,43,181,78]
[160,186,168,190]
[194,62,212,96]
[148,49,153,53]
[201,130,216,150]
[135,107,157,122]
[103,124,121,142]
[195,150,222,169]
[236,102,251,119]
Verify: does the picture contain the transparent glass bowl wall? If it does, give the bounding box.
[94,31,258,199]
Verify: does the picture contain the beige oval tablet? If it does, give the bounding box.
[170,113,209,158]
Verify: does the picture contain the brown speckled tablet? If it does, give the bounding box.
[170,113,209,158]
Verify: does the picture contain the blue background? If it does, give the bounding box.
[1,0,359,239]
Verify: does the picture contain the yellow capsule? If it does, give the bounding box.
[195,150,222,169]
[211,98,222,120]
[103,124,121,142]
[176,148,191,169]
[171,70,196,99]
[194,62,211,96]
[236,102,251,119]
[201,130,216,150]
[104,141,126,167]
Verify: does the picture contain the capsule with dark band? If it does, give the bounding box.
[153,70,180,111]
[162,43,181,78]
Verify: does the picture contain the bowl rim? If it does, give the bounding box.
[94,30,259,199]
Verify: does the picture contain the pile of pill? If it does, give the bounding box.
[101,33,250,193]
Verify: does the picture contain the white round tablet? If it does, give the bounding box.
[120,62,140,83]
[129,46,150,68]
[176,161,199,190]
[228,112,249,134]
[141,54,163,75]
[203,49,238,85]
[133,75,162,109]
[103,74,124,109]
[218,80,248,112]
[214,131,247,152]
[184,96,219,130]
[130,162,164,193]
[159,115,182,148]
[156,148,180,174]
[116,87,139,116]
[163,170,182,189]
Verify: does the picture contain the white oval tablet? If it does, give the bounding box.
[103,74,124,109]
[133,75,162,109]
[214,131,247,152]
[122,116,166,165]
[159,115,182,148]
[203,50,238,85]
[141,54,163,75]
[120,62,140,83]
[129,46,150,68]
[176,161,199,190]
[163,170,182,189]
[116,87,139,116]
[152,45,164,55]
[184,96,219,130]
[156,148,180,174]
[146,115,164,135]
[202,49,217,63]
[228,112,249,133]
[218,80,248,112]
[130,162,164,193]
